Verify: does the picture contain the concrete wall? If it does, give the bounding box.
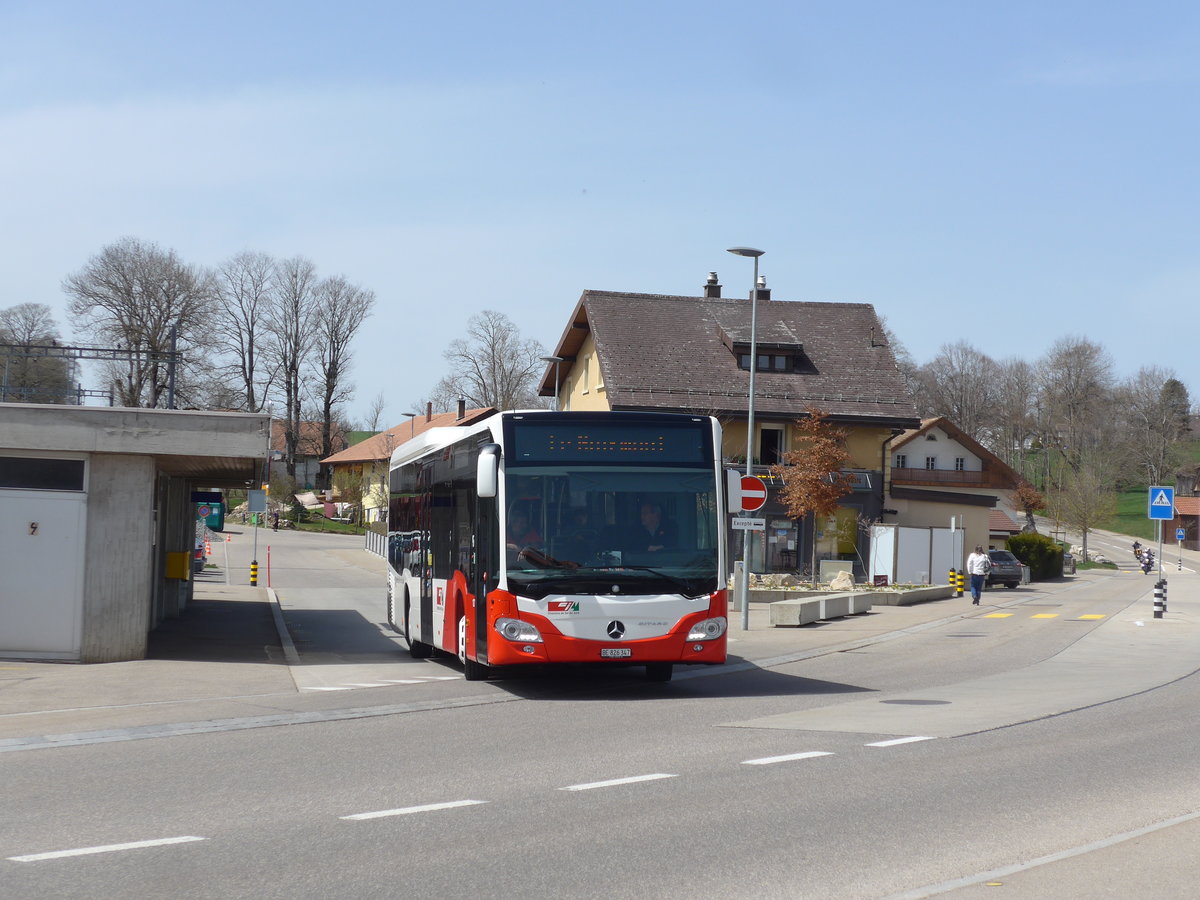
[79,454,156,662]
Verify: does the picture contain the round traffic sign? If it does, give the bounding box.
[197,505,211,518]
[740,475,768,512]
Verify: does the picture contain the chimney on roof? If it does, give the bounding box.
[457,397,466,420]
[753,274,771,302]
[425,402,432,423]
[703,271,722,298]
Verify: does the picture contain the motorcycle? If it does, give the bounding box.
[1141,552,1155,574]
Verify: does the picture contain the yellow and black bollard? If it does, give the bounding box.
[957,571,966,597]
[250,559,259,587]
[949,568,959,597]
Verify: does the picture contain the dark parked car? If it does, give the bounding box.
[987,549,1022,588]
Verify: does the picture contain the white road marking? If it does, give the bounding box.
[560,773,678,791]
[340,800,488,820]
[742,751,834,766]
[865,736,936,747]
[8,836,205,862]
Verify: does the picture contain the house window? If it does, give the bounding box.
[894,453,907,469]
[738,353,793,372]
[925,456,937,470]
[955,457,965,471]
[760,426,785,465]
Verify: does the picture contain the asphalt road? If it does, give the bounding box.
[5,528,1200,898]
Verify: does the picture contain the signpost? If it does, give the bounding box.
[1148,485,1175,587]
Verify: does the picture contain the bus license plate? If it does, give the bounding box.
[600,648,632,658]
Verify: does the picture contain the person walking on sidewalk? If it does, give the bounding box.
[966,545,991,605]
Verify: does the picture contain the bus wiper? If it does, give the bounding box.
[595,565,702,597]
[517,547,580,570]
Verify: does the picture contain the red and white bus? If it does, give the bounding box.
[385,410,728,682]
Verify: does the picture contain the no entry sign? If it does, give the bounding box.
[740,475,768,512]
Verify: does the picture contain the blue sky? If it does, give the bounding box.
[3,1,1198,424]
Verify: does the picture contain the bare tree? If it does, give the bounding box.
[1113,367,1191,487]
[1055,462,1118,562]
[911,341,998,442]
[312,275,375,470]
[363,391,387,431]
[0,303,75,403]
[428,309,546,411]
[215,251,277,411]
[63,237,212,408]
[264,256,319,478]
[1036,336,1114,473]
[993,357,1038,471]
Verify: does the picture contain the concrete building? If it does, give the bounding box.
[0,403,269,662]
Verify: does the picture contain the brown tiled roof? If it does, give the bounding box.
[990,509,1021,533]
[321,407,496,464]
[541,290,919,426]
[1174,497,1200,516]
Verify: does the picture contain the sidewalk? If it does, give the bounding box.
[0,565,1156,743]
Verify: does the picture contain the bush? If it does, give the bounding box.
[1006,533,1063,580]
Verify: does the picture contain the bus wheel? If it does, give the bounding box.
[458,615,490,681]
[405,597,433,659]
[645,663,673,683]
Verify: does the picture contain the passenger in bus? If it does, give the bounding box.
[627,502,676,553]
[506,508,542,551]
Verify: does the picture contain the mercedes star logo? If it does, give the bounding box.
[606,620,625,639]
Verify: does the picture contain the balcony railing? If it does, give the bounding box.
[890,467,1006,488]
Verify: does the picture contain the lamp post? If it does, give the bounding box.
[541,355,564,410]
[404,411,419,440]
[727,246,764,631]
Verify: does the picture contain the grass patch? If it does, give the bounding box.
[1077,560,1119,570]
[293,519,366,536]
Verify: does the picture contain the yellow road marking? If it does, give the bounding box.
[1078,614,1107,620]
[984,613,1013,618]
[1032,613,1059,618]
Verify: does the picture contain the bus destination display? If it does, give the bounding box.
[510,423,707,464]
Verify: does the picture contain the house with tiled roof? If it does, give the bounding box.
[536,274,922,578]
[888,416,1025,554]
[321,401,495,523]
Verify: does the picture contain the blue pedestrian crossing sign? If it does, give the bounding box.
[1177,528,1186,541]
[1148,486,1175,520]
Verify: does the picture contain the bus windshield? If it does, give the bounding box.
[504,467,720,599]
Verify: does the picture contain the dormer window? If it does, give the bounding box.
[738,353,796,372]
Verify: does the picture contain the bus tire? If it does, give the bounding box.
[645,662,673,683]
[405,596,434,659]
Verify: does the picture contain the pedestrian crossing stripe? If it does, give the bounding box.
[1032,613,1058,619]
[1078,614,1107,620]
[984,613,1013,618]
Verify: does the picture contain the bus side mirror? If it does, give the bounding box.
[477,444,500,498]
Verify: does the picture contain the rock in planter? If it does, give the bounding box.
[829,570,855,591]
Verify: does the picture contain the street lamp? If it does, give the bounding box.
[727,246,765,631]
[404,411,420,440]
[541,355,564,410]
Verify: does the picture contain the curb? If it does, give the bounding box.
[267,587,302,666]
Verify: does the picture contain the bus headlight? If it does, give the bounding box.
[687,617,727,641]
[495,617,543,643]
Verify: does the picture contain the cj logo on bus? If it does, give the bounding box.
[607,621,626,639]
[548,601,580,613]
